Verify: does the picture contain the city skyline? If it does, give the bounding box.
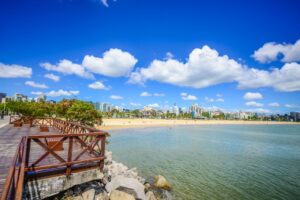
[1,0,300,114]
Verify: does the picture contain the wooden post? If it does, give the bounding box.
[67,136,73,176]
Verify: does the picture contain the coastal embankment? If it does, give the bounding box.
[51,151,171,200]
[99,118,299,130]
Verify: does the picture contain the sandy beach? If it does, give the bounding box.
[98,118,300,131]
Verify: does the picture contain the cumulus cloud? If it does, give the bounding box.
[165,52,174,60]
[31,91,43,96]
[110,95,123,100]
[148,103,159,108]
[25,81,48,89]
[130,102,141,107]
[44,73,60,82]
[0,63,32,78]
[129,45,300,92]
[47,90,79,97]
[243,92,263,100]
[140,92,165,97]
[140,92,152,97]
[82,48,137,77]
[88,81,110,90]
[245,101,264,107]
[41,59,94,79]
[268,102,280,107]
[284,104,299,108]
[252,39,300,63]
[101,0,109,7]
[181,93,197,100]
[129,46,243,88]
[205,96,224,102]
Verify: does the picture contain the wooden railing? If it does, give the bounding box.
[2,117,107,200]
[1,137,27,200]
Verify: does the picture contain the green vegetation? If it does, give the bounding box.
[3,99,102,126]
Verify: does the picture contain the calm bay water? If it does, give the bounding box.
[107,125,300,200]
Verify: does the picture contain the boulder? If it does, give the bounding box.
[144,183,151,192]
[109,190,135,200]
[106,175,147,200]
[82,189,95,200]
[95,191,109,200]
[154,175,171,190]
[146,191,157,200]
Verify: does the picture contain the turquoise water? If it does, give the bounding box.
[107,125,300,200]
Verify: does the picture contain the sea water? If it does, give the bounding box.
[107,125,300,200]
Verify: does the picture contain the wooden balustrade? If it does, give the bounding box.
[2,117,107,200]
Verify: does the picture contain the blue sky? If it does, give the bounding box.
[0,0,300,113]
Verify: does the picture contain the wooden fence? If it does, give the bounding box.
[1,116,107,200]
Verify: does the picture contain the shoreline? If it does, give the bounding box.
[98,118,300,131]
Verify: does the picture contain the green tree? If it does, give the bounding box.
[65,100,102,126]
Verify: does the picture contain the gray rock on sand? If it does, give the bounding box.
[154,175,172,190]
[105,175,147,200]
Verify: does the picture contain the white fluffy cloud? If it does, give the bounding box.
[82,48,137,77]
[44,73,60,82]
[268,102,280,107]
[205,96,224,102]
[181,93,197,100]
[129,46,243,88]
[88,81,110,90]
[129,45,300,92]
[140,92,165,97]
[130,102,141,107]
[47,90,79,97]
[31,91,43,96]
[243,92,263,100]
[148,103,159,108]
[25,81,48,89]
[41,59,94,79]
[140,92,152,97]
[253,39,300,63]
[0,63,32,78]
[110,95,123,100]
[245,101,264,107]
[101,0,109,7]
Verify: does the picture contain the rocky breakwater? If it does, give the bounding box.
[51,151,172,200]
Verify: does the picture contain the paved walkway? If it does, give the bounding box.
[0,116,9,128]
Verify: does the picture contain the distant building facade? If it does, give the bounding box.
[189,104,202,118]
[0,93,6,103]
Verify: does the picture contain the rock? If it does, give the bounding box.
[94,191,109,200]
[82,189,95,200]
[109,190,135,200]
[154,175,171,190]
[105,175,147,200]
[72,196,84,200]
[146,191,157,200]
[144,183,151,192]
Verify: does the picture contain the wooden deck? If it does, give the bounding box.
[0,117,107,200]
[0,124,59,197]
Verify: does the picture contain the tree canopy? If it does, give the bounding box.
[4,99,102,126]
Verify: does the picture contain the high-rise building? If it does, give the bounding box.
[36,94,47,102]
[189,104,202,118]
[99,103,113,112]
[0,93,6,103]
[14,93,28,102]
[173,104,179,116]
[290,112,300,122]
